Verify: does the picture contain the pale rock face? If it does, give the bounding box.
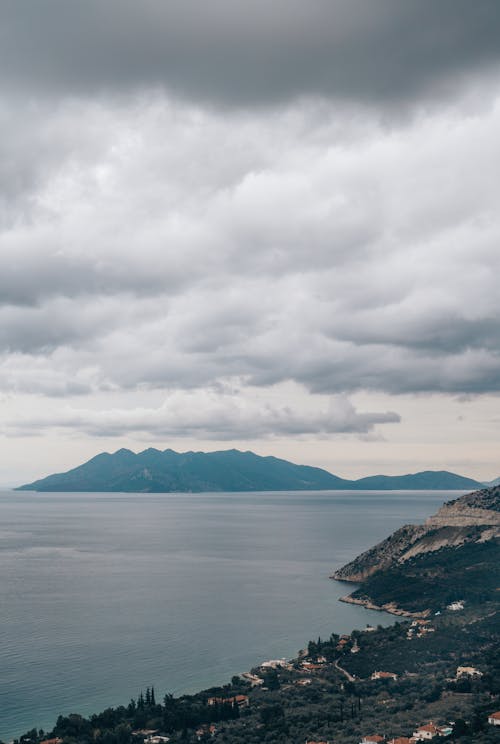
[427,504,500,528]
[332,486,500,582]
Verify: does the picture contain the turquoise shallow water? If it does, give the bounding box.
[0,489,455,740]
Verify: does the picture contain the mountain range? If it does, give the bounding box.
[16,448,489,492]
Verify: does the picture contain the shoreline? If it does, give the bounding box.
[338,593,431,619]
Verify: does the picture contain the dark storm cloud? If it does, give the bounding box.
[1,0,500,106]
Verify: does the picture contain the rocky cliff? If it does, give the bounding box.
[332,485,500,582]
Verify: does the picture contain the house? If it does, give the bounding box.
[207,694,249,708]
[360,736,385,743]
[296,678,312,685]
[412,722,441,740]
[131,731,168,744]
[301,661,323,671]
[371,671,398,681]
[40,739,63,744]
[387,738,416,744]
[446,601,464,611]
[305,740,330,744]
[232,694,249,707]
[241,672,264,686]
[260,658,292,670]
[456,666,483,678]
[488,711,500,726]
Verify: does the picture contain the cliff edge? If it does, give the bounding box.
[332,485,500,583]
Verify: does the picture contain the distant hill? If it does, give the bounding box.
[351,470,482,491]
[483,476,500,487]
[16,448,350,492]
[16,448,485,492]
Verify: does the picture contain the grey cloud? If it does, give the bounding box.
[1,1,500,107]
[0,354,92,396]
[1,80,500,400]
[2,394,400,440]
[0,296,128,353]
[327,311,500,355]
[0,248,190,308]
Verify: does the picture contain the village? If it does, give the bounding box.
[23,605,499,744]
[56,610,495,744]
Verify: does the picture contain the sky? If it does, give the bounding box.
[1,1,500,485]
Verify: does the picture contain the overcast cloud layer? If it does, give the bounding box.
[2,1,500,106]
[1,2,500,479]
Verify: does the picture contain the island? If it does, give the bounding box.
[16,448,485,493]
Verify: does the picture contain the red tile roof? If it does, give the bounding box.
[416,723,439,734]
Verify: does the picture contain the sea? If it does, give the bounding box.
[0,489,457,741]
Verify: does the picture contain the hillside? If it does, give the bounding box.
[15,448,350,492]
[350,470,482,490]
[332,485,500,615]
[16,448,485,492]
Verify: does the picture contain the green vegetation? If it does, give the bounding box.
[11,605,499,744]
[350,539,500,613]
[15,448,349,492]
[16,447,484,492]
[352,471,483,490]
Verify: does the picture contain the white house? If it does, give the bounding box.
[456,666,482,678]
[413,722,441,740]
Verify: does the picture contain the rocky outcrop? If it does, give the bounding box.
[426,494,500,528]
[332,524,425,582]
[338,594,431,618]
[443,484,500,512]
[332,485,500,582]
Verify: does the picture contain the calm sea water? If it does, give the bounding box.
[0,489,455,740]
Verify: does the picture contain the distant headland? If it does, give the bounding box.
[16,448,489,493]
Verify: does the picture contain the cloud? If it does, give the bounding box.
[1,1,500,108]
[1,90,500,405]
[2,390,400,440]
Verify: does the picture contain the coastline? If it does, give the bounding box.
[7,486,499,742]
[338,593,431,619]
